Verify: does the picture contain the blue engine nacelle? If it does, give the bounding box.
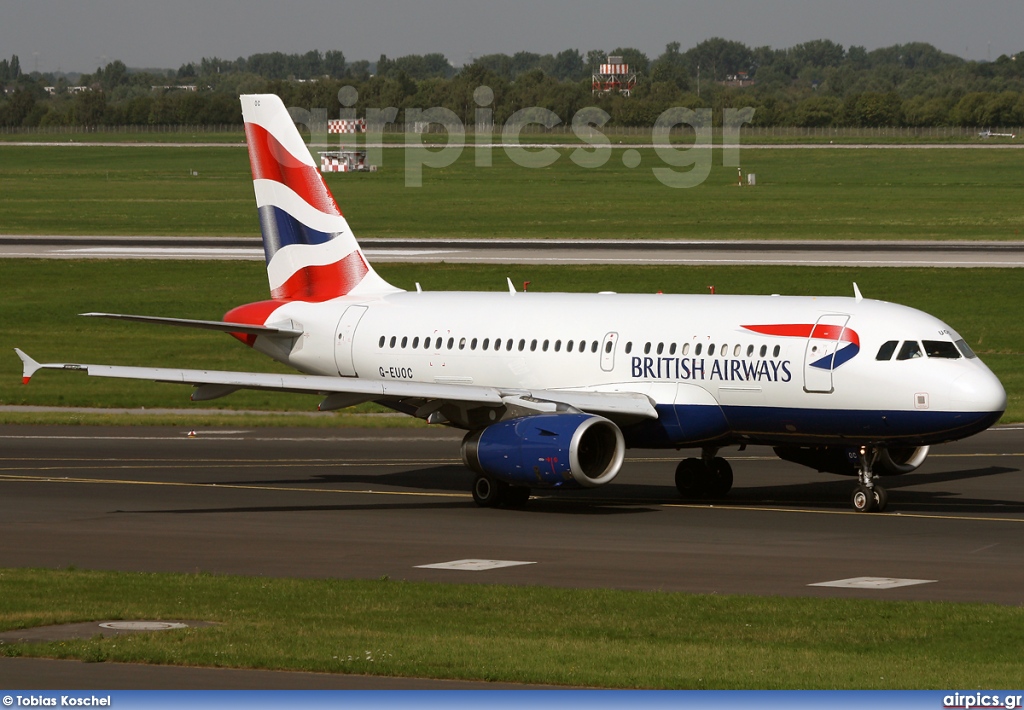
[461,413,625,489]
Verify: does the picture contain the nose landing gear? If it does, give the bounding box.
[851,446,888,513]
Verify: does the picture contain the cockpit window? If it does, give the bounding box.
[875,340,898,361]
[923,340,961,359]
[955,338,978,359]
[896,341,923,360]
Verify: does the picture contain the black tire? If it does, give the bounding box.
[707,458,734,498]
[472,475,507,507]
[851,485,877,513]
[872,485,888,513]
[675,458,708,499]
[504,486,532,507]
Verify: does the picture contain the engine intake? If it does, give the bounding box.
[878,445,929,475]
[462,413,625,489]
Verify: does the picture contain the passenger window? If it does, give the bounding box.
[669,343,676,355]
[759,345,767,357]
[592,341,599,353]
[657,343,664,355]
[567,340,574,353]
[708,344,716,356]
[471,338,478,350]
[955,338,977,359]
[482,338,489,350]
[605,340,613,353]
[542,339,549,352]
[875,340,898,361]
[644,342,651,355]
[681,343,689,356]
[695,343,702,356]
[554,340,561,352]
[746,345,754,357]
[624,342,632,354]
[389,336,397,348]
[923,340,961,359]
[412,337,420,348]
[734,345,741,357]
[378,336,385,348]
[401,336,408,348]
[530,339,538,352]
[435,337,442,349]
[896,341,923,360]
[518,339,526,351]
[773,345,781,357]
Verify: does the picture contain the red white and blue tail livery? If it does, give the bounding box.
[243,94,397,300]
[15,94,1006,514]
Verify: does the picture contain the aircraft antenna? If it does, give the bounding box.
[853,283,863,301]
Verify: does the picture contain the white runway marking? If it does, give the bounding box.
[415,559,537,571]
[809,576,936,589]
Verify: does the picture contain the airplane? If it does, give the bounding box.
[16,93,1007,513]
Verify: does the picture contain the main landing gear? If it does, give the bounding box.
[471,474,531,508]
[851,445,888,513]
[675,449,733,499]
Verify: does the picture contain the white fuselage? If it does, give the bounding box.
[253,291,1006,448]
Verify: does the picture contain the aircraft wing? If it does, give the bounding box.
[14,349,657,422]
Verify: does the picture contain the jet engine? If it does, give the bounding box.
[773,444,930,476]
[461,413,625,489]
[877,445,930,475]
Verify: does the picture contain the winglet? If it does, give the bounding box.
[14,348,41,384]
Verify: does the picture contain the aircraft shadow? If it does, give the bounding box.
[727,465,1023,514]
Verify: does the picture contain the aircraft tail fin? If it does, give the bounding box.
[240,94,399,301]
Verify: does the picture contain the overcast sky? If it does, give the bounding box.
[3,0,1023,74]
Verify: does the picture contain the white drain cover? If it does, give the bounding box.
[809,577,937,589]
[416,559,536,571]
[98,621,189,630]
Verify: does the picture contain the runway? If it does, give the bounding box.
[1,424,1021,605]
[4,235,1024,267]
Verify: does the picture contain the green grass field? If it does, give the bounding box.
[2,260,1022,422]
[2,568,1022,688]
[1,145,1022,240]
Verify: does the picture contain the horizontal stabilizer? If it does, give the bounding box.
[81,312,303,338]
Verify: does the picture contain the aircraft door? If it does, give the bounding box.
[334,305,368,377]
[803,314,850,394]
[600,332,619,372]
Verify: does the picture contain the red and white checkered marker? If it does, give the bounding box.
[328,118,366,134]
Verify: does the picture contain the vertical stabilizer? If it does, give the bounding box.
[240,94,399,300]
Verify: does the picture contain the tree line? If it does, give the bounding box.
[2,39,1023,129]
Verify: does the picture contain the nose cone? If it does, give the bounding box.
[950,366,1007,419]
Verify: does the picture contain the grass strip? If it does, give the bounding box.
[1,145,1022,240]
[0,568,1021,688]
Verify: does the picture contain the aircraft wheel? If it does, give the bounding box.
[707,457,734,498]
[472,475,507,508]
[675,458,708,499]
[504,486,532,508]
[872,485,888,513]
[851,485,877,513]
